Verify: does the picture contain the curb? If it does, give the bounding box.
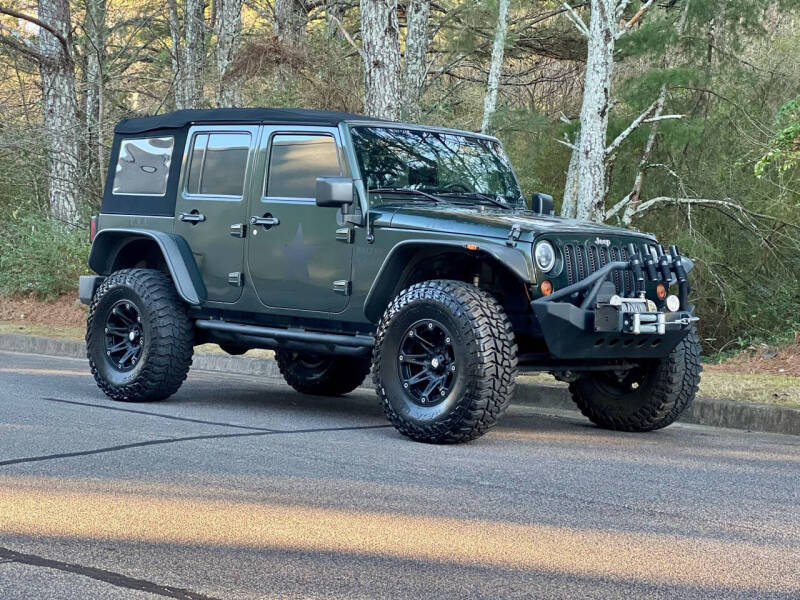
[1,333,798,437]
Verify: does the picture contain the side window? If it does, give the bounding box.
[185,132,251,197]
[112,137,174,196]
[267,134,341,199]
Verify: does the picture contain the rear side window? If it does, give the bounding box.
[112,137,174,196]
[267,134,340,199]
[186,132,251,197]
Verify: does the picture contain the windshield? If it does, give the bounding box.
[350,126,525,208]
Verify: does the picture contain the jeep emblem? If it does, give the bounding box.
[594,237,611,247]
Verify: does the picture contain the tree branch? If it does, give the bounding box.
[0,6,71,59]
[555,137,576,151]
[0,26,46,63]
[328,15,365,61]
[616,0,655,39]
[561,2,589,38]
[605,98,660,156]
[644,114,682,123]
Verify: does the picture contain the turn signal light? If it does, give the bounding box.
[656,283,667,300]
[465,243,479,251]
[540,280,553,296]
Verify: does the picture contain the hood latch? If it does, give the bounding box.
[506,223,521,247]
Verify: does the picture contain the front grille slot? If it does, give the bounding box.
[560,240,648,297]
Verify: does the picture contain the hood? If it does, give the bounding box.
[384,204,655,243]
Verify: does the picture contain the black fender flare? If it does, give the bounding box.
[363,239,533,322]
[88,228,207,305]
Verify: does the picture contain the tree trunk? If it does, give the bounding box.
[183,0,206,108]
[402,0,430,121]
[275,0,308,47]
[38,0,81,226]
[574,0,616,223]
[167,0,186,109]
[481,0,509,134]
[85,0,106,195]
[325,1,345,39]
[561,130,580,218]
[360,0,401,120]
[215,0,243,107]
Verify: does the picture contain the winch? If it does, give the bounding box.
[594,295,667,335]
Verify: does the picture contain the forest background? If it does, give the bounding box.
[0,0,798,354]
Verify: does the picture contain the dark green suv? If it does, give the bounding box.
[81,108,701,443]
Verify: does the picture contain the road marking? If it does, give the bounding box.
[0,479,796,593]
[0,546,221,600]
[0,368,88,376]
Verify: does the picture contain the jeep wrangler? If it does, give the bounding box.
[81,108,701,443]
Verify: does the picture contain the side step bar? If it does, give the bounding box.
[195,319,374,356]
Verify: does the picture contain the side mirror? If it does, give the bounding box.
[316,177,354,207]
[531,192,554,216]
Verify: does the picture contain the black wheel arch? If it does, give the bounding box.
[89,228,207,305]
[364,240,534,323]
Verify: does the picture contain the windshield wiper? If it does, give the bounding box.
[436,191,510,209]
[368,187,443,203]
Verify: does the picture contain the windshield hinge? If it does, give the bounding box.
[506,223,522,247]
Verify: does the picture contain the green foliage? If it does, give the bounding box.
[755,95,800,177]
[0,211,89,300]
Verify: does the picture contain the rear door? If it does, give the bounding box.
[246,127,353,313]
[174,126,258,303]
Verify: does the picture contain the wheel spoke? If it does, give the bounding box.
[106,325,129,336]
[406,369,433,385]
[108,340,128,353]
[401,353,428,366]
[413,329,436,351]
[114,308,135,326]
[421,377,441,400]
[119,346,136,366]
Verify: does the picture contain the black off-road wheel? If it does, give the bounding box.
[373,280,518,444]
[86,269,194,402]
[569,327,702,431]
[275,351,371,396]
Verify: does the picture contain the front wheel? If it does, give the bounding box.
[373,280,518,444]
[569,327,702,431]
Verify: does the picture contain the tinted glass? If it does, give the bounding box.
[113,137,174,195]
[186,134,207,194]
[267,135,340,198]
[350,127,524,207]
[186,132,251,197]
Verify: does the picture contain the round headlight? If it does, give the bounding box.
[534,241,556,272]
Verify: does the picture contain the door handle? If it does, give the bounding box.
[250,215,280,227]
[179,212,206,223]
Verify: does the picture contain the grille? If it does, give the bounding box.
[562,241,648,296]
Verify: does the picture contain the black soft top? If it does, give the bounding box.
[114,107,380,134]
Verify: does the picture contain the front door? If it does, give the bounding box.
[247,129,353,313]
[174,126,258,303]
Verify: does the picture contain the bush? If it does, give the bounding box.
[0,212,89,299]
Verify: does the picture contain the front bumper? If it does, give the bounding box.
[531,300,696,359]
[531,246,698,360]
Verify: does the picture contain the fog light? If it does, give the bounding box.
[666,294,680,312]
[540,280,553,296]
[656,283,667,300]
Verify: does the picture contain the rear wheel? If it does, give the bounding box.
[275,351,371,396]
[373,280,517,444]
[86,269,194,402]
[569,327,702,431]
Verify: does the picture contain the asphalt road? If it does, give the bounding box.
[0,349,798,600]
